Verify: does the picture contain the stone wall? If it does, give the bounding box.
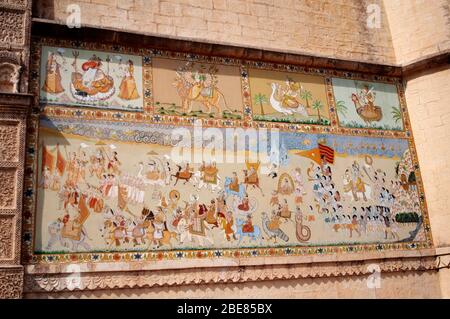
[404,66,450,249]
[384,0,450,65]
[34,0,396,64]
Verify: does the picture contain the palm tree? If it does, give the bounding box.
[335,100,348,118]
[391,106,402,123]
[312,99,323,122]
[300,89,312,109]
[253,93,269,115]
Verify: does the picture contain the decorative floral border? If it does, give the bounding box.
[21,37,433,265]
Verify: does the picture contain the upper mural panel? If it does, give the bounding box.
[39,46,145,111]
[248,68,330,125]
[152,57,244,120]
[332,78,404,131]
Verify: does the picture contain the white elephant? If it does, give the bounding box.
[46,220,91,251]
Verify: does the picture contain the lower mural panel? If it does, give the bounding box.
[32,116,430,258]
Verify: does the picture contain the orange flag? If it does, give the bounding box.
[56,145,66,176]
[296,147,322,165]
[42,146,54,173]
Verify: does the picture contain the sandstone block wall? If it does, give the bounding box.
[405,66,450,248]
[383,0,450,65]
[34,0,395,64]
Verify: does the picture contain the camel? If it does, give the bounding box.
[172,74,226,114]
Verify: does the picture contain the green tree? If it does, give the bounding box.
[335,100,348,118]
[300,89,312,109]
[391,106,402,123]
[253,93,269,116]
[312,99,324,122]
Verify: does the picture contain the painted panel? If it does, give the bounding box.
[152,58,244,120]
[39,46,144,111]
[34,116,425,254]
[332,78,404,131]
[249,68,330,125]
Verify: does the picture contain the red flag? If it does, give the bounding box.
[56,145,66,176]
[318,143,335,164]
[42,146,54,173]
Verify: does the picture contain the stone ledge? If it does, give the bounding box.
[23,255,437,293]
[0,93,33,112]
[24,248,437,275]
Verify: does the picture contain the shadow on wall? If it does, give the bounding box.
[33,0,55,20]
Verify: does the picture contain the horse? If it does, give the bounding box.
[171,165,193,186]
[224,177,246,199]
[235,219,261,244]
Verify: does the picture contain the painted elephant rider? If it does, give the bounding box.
[201,161,218,183]
[281,78,302,108]
[351,161,367,201]
[229,172,240,192]
[191,70,214,98]
[242,214,254,233]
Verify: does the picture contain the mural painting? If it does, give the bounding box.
[248,68,330,125]
[24,39,431,264]
[332,78,404,131]
[151,58,244,120]
[34,116,426,254]
[39,46,144,111]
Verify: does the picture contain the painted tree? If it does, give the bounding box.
[300,89,312,109]
[391,106,402,124]
[312,99,324,122]
[253,93,269,115]
[335,100,348,118]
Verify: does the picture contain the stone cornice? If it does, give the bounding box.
[0,93,33,112]
[23,255,437,293]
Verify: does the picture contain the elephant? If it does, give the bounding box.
[46,220,91,251]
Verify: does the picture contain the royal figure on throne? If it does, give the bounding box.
[70,52,115,102]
